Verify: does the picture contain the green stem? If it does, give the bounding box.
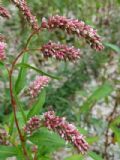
[14,90,27,123]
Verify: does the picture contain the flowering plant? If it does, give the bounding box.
[0,1,104,160]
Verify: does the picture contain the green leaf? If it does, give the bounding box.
[110,116,120,143]
[28,128,65,154]
[9,113,14,135]
[0,146,17,159]
[15,53,29,94]
[117,0,120,4]
[86,136,99,144]
[77,127,88,135]
[80,82,113,113]
[0,62,8,80]
[17,63,60,80]
[16,155,25,160]
[88,151,103,160]
[7,111,28,136]
[14,89,27,123]
[64,155,84,160]
[104,43,120,53]
[27,89,46,119]
[0,61,4,67]
[15,145,31,160]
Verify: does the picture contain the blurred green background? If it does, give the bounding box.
[0,0,120,160]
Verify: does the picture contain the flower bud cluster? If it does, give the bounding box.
[0,42,6,60]
[12,0,39,30]
[28,76,50,98]
[41,15,104,51]
[0,129,9,145]
[0,6,11,19]
[44,111,89,153]
[41,41,80,61]
[24,116,41,135]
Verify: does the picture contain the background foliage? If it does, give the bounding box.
[0,0,120,160]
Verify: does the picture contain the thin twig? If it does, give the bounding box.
[104,98,118,160]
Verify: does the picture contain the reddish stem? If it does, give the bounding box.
[9,31,37,160]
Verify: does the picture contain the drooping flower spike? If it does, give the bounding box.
[41,15,104,51]
[41,41,80,61]
[24,111,89,154]
[44,111,89,154]
[28,76,50,98]
[0,42,6,60]
[0,6,11,19]
[11,0,39,30]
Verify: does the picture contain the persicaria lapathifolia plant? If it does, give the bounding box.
[0,1,104,160]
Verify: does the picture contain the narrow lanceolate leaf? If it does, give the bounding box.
[64,154,84,160]
[9,113,14,135]
[104,42,120,53]
[88,151,103,160]
[80,82,113,114]
[0,61,4,67]
[13,86,27,123]
[0,146,17,159]
[17,63,60,80]
[0,61,8,80]
[28,128,65,154]
[15,53,29,94]
[27,89,46,119]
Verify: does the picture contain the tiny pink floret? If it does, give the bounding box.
[12,0,39,30]
[0,42,6,60]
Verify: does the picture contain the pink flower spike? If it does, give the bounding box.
[28,76,50,98]
[24,116,41,135]
[41,15,104,51]
[11,0,39,30]
[0,6,11,19]
[41,41,80,61]
[0,42,6,60]
[0,128,10,145]
[43,111,89,154]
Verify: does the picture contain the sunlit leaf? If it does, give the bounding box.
[27,89,46,119]
[17,63,60,80]
[15,53,29,94]
[104,43,120,53]
[80,82,113,113]
[110,116,120,143]
[28,128,65,154]
[88,151,103,160]
[0,146,17,159]
[64,154,84,160]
